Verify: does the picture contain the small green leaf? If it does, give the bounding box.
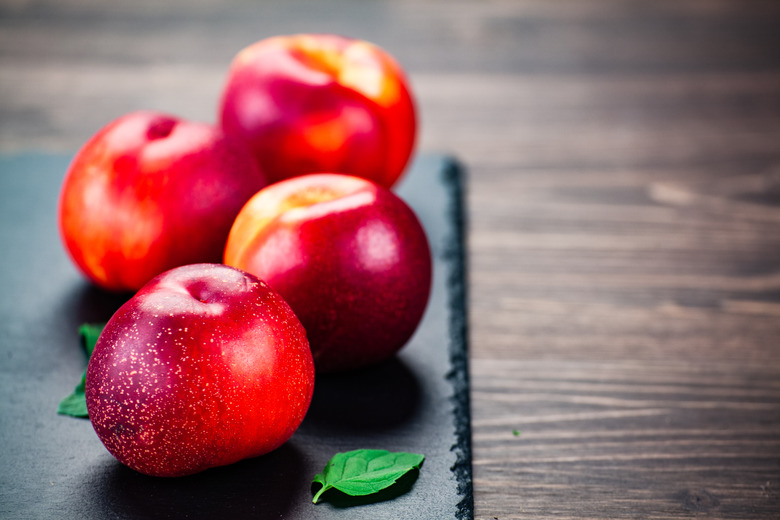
[512,429,522,437]
[57,372,88,417]
[312,449,424,504]
[79,323,104,357]
[58,323,105,418]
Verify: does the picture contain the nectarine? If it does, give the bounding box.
[59,111,267,291]
[219,34,416,188]
[86,264,314,477]
[224,174,432,372]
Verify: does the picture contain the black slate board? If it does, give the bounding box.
[0,152,473,519]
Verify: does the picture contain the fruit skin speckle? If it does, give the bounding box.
[85,263,314,477]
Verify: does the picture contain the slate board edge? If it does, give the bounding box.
[441,157,474,520]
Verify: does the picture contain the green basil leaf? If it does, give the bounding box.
[57,372,88,417]
[57,323,105,418]
[79,323,104,357]
[312,449,424,504]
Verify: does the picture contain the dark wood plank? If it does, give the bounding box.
[2,1,780,518]
[471,359,780,518]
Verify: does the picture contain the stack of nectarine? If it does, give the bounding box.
[58,34,432,477]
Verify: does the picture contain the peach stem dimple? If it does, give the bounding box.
[146,118,177,140]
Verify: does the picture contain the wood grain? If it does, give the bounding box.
[2,0,779,518]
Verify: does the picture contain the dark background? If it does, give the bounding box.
[2,1,780,518]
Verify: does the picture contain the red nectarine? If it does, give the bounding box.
[224,174,432,373]
[219,34,416,188]
[58,111,267,291]
[85,264,314,477]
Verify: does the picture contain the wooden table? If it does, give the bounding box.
[2,1,779,518]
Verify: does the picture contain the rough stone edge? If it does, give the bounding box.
[441,157,474,520]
